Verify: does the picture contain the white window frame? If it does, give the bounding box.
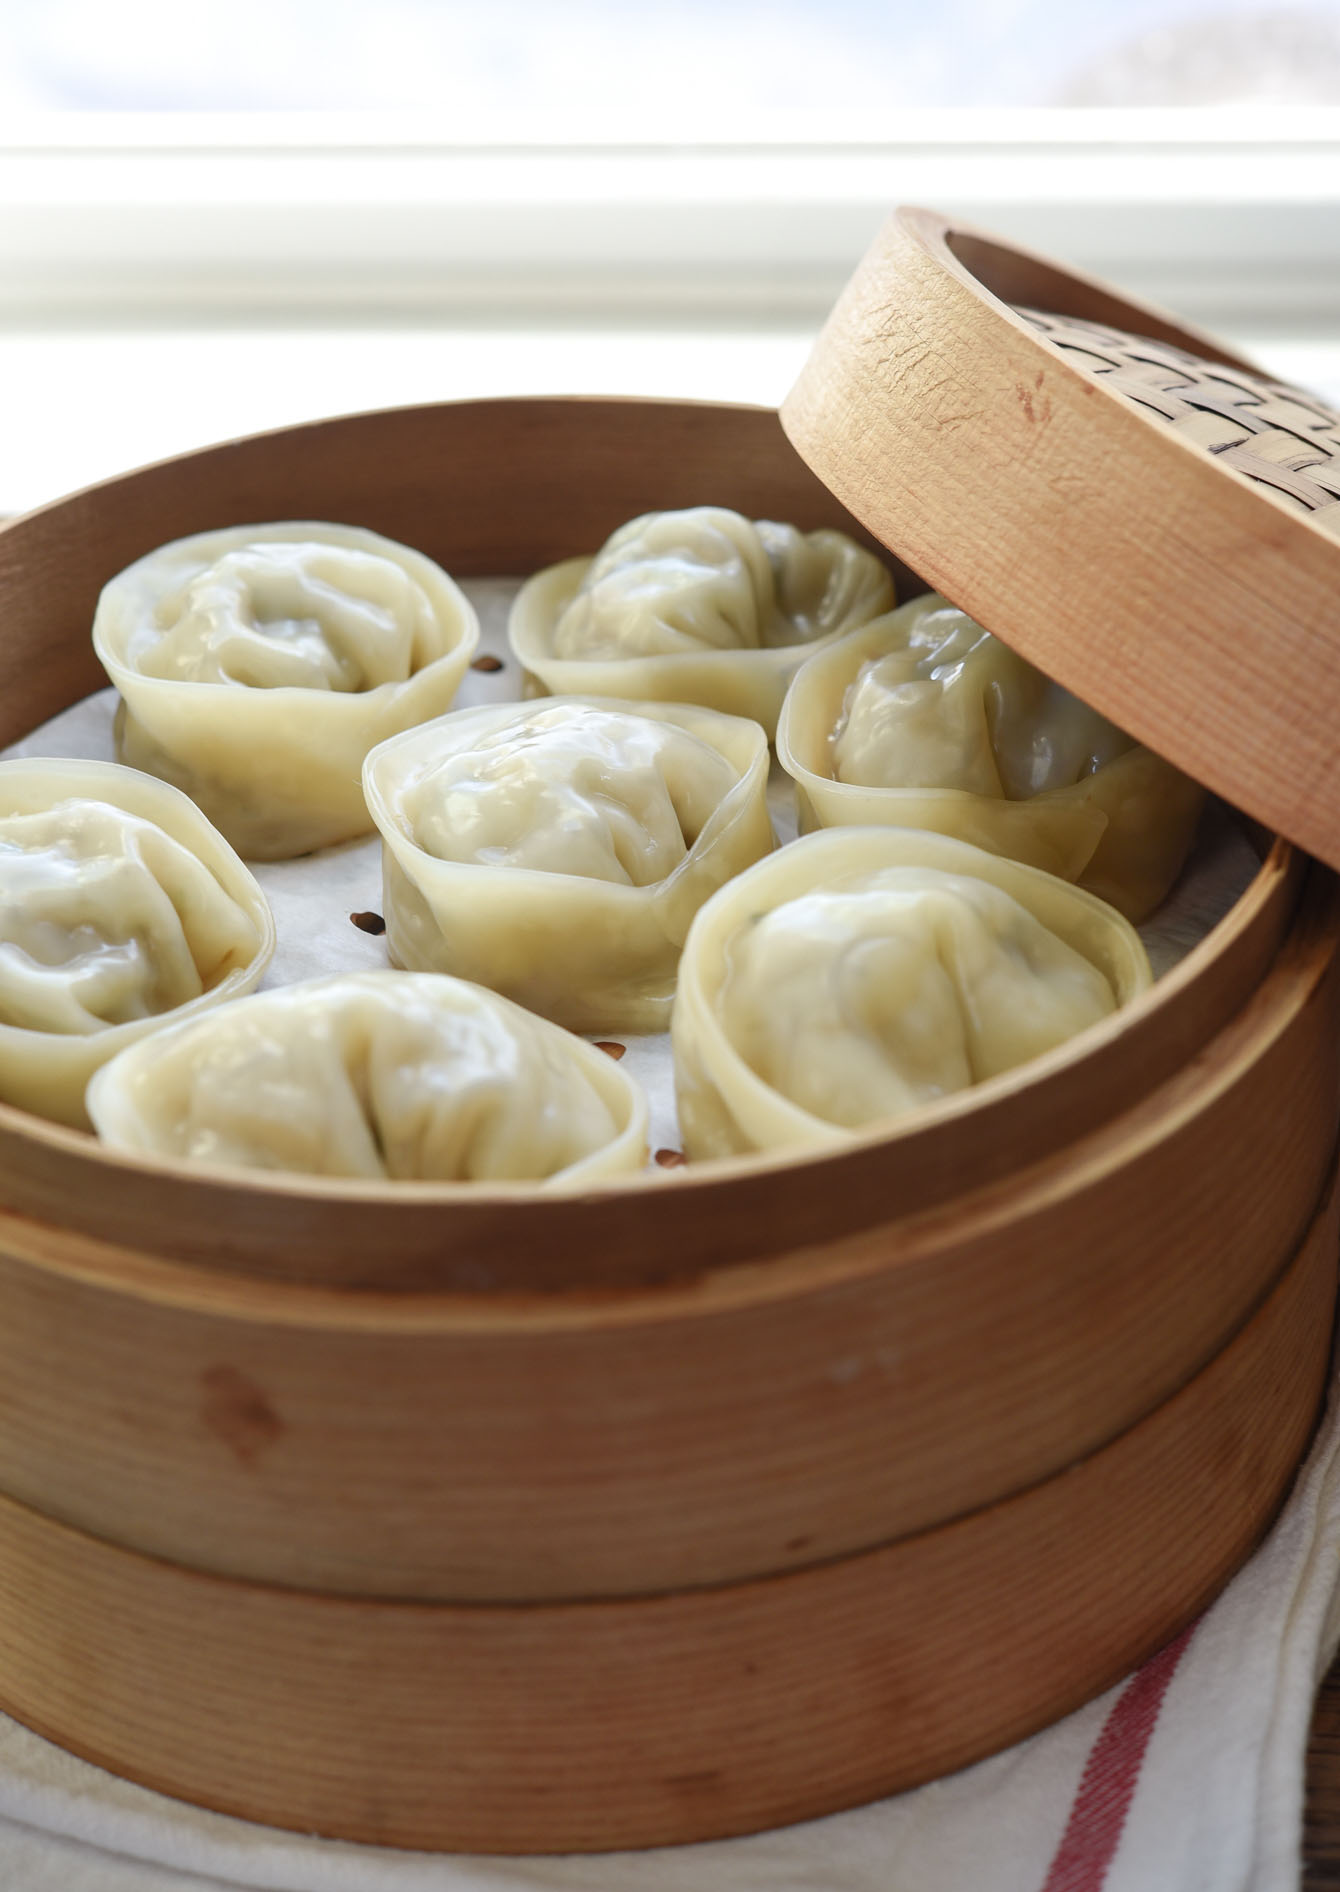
[1,108,1338,336]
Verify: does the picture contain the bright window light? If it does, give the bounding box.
[1,1,1339,125]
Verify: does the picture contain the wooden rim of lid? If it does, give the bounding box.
[781,205,1340,873]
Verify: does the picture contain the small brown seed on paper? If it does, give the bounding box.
[655,1148,687,1169]
[471,654,506,673]
[350,911,387,936]
[595,1041,627,1060]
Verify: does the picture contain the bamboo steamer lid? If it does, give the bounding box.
[782,205,1340,871]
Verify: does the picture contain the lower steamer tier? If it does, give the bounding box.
[0,1162,1332,1854]
[0,879,1331,1855]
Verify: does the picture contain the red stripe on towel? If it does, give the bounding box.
[1041,1621,1198,1892]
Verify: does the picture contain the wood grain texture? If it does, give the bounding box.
[781,207,1340,875]
[0,1164,1332,1855]
[0,865,1334,1602]
[1306,1657,1340,1886]
[0,398,1307,1289]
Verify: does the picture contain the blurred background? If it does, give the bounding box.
[7,0,1340,119]
[1,0,1338,508]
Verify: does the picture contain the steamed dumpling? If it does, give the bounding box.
[719,872,1118,1130]
[671,827,1152,1159]
[1,803,252,1030]
[364,697,774,1033]
[777,594,1205,921]
[132,541,444,691]
[833,604,1127,797]
[399,700,738,886]
[0,759,274,1127]
[552,510,889,659]
[87,971,648,1188]
[92,522,479,860]
[508,507,894,736]
[553,509,778,659]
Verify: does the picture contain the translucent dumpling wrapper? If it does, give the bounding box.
[776,593,1206,922]
[0,758,275,1128]
[508,506,895,738]
[363,697,774,1033]
[92,522,480,860]
[671,827,1153,1160]
[86,971,649,1188]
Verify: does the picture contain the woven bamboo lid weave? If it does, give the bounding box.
[782,206,1340,871]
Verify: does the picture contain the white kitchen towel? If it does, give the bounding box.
[0,1358,1336,1892]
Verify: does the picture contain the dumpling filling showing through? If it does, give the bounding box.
[777,593,1205,921]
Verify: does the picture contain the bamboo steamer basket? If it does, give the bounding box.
[0,207,1335,1850]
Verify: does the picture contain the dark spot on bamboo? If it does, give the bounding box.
[200,1366,284,1467]
[1015,379,1052,426]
